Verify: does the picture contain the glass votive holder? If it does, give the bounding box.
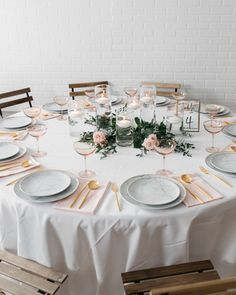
[68,100,85,138]
[140,85,156,122]
[95,84,112,130]
[165,102,184,134]
[116,108,133,147]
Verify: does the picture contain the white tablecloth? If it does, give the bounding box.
[0,111,236,295]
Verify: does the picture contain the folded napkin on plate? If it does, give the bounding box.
[179,175,224,207]
[0,130,28,141]
[0,156,40,178]
[54,178,110,215]
[41,111,60,120]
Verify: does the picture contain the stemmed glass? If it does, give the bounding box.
[85,89,95,101]
[28,124,47,157]
[203,120,224,153]
[172,91,186,117]
[155,139,176,176]
[23,106,41,124]
[205,104,221,119]
[73,141,96,178]
[124,87,138,105]
[53,96,69,120]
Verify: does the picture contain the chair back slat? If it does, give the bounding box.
[68,81,109,99]
[141,81,181,97]
[125,270,219,295]
[0,276,39,295]
[0,250,67,283]
[122,260,214,283]
[0,88,33,117]
[151,277,236,295]
[0,88,31,99]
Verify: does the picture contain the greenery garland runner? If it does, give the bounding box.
[79,114,195,159]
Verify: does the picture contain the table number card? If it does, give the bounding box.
[183,100,200,132]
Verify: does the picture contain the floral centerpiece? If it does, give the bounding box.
[80,113,194,159]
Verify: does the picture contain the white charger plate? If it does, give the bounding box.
[14,171,79,203]
[209,152,236,174]
[0,142,20,160]
[120,174,186,210]
[127,175,180,206]
[42,103,68,114]
[19,170,71,197]
[223,124,236,137]
[205,153,236,177]
[0,144,27,164]
[200,104,225,114]
[2,116,32,129]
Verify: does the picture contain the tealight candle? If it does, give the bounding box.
[141,94,152,104]
[167,116,182,124]
[70,110,84,119]
[96,96,109,104]
[117,118,132,128]
[128,100,140,110]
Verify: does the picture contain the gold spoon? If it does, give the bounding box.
[78,180,100,209]
[181,174,214,200]
[0,160,32,171]
[230,146,236,152]
[111,182,121,211]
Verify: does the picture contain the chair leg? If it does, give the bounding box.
[29,101,32,107]
[0,109,2,118]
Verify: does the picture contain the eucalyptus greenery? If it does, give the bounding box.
[80,114,195,158]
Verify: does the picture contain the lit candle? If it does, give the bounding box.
[167,116,182,124]
[141,93,152,104]
[128,100,140,110]
[70,110,84,119]
[117,117,132,128]
[96,93,109,104]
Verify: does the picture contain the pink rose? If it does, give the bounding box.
[93,131,106,145]
[148,134,160,147]
[142,138,156,151]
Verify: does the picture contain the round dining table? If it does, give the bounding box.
[0,108,236,295]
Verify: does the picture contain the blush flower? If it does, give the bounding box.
[93,131,106,145]
[142,137,156,151]
[148,134,160,146]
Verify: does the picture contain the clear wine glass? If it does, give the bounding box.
[172,91,186,117]
[203,120,224,153]
[53,96,69,120]
[73,141,96,178]
[23,106,41,124]
[155,138,176,176]
[28,124,47,157]
[124,87,138,104]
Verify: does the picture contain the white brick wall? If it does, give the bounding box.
[0,0,236,108]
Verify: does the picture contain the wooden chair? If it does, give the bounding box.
[0,249,67,295]
[69,81,109,100]
[0,88,33,117]
[141,82,181,97]
[121,260,221,295]
[151,277,236,294]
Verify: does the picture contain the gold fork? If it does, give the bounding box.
[111,182,121,211]
[199,166,233,188]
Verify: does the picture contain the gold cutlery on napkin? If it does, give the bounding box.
[0,160,32,171]
[181,174,214,201]
[69,182,88,208]
[111,182,121,211]
[179,178,204,204]
[79,180,100,209]
[199,166,233,188]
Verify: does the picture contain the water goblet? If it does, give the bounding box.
[73,141,96,178]
[155,138,176,176]
[28,123,47,157]
[203,120,223,153]
[23,106,41,124]
[53,96,69,120]
[172,91,186,117]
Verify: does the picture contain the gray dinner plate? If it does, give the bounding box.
[14,171,79,203]
[0,144,27,164]
[111,96,122,105]
[1,116,32,130]
[208,152,236,174]
[19,170,72,197]
[205,153,236,176]
[0,142,20,160]
[42,103,68,114]
[120,174,186,210]
[127,175,180,206]
[223,124,236,137]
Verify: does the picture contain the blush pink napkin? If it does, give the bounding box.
[0,156,40,178]
[180,175,224,207]
[54,178,110,215]
[41,112,60,120]
[0,130,28,141]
